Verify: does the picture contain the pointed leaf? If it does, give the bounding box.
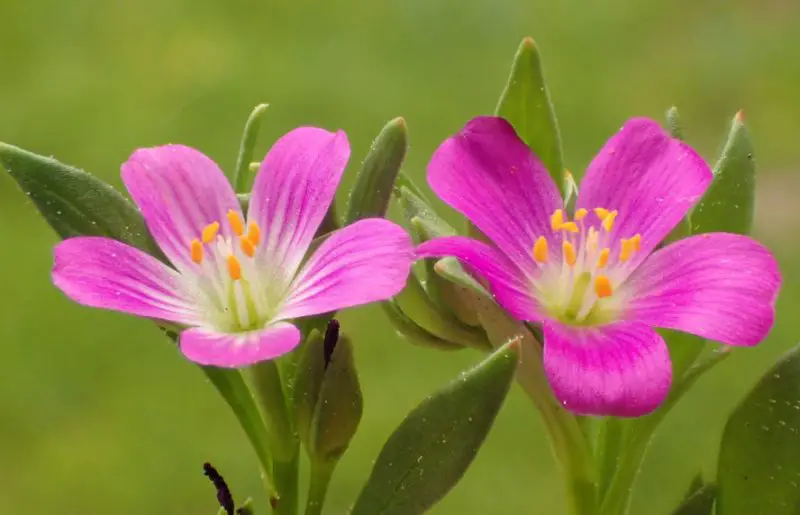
[346,117,408,223]
[666,106,684,141]
[351,339,519,515]
[232,103,269,192]
[1,142,160,256]
[717,343,800,515]
[671,484,716,515]
[382,300,463,351]
[495,37,564,193]
[691,111,755,235]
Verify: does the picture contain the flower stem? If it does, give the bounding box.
[250,360,297,462]
[304,461,335,515]
[272,454,300,515]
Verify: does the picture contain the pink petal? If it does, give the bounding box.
[576,118,712,270]
[278,219,412,319]
[543,321,672,417]
[624,233,780,346]
[121,145,242,270]
[180,322,301,367]
[415,236,542,322]
[427,116,562,275]
[248,127,350,284]
[53,237,199,324]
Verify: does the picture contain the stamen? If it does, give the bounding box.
[190,239,204,264]
[594,208,610,220]
[550,209,565,231]
[620,238,634,262]
[227,210,245,236]
[247,223,261,246]
[594,275,613,298]
[602,210,618,232]
[587,227,599,252]
[227,255,243,281]
[202,222,220,243]
[597,248,610,268]
[631,233,642,251]
[533,236,549,263]
[560,222,579,233]
[563,241,577,266]
[240,237,256,258]
[575,208,588,221]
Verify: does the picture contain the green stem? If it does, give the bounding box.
[250,360,297,462]
[304,461,336,515]
[272,454,300,515]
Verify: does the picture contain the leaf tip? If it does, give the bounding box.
[521,36,536,50]
[735,109,745,123]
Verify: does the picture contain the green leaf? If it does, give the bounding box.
[351,339,520,515]
[691,111,755,235]
[717,343,800,515]
[382,300,463,351]
[232,103,269,192]
[395,185,456,242]
[393,270,488,350]
[0,142,160,256]
[495,37,564,193]
[671,484,716,515]
[346,117,408,223]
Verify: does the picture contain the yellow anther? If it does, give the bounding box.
[227,210,245,236]
[597,248,610,269]
[227,255,242,281]
[563,241,577,267]
[602,210,618,232]
[190,239,203,264]
[247,222,261,246]
[533,236,549,263]
[594,275,613,298]
[620,238,634,262]
[631,233,642,251]
[201,222,220,243]
[550,209,565,231]
[240,237,256,258]
[560,221,579,233]
[594,208,610,220]
[575,208,588,221]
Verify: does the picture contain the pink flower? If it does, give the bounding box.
[416,117,780,416]
[53,128,413,368]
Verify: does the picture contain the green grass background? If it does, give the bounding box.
[0,1,798,513]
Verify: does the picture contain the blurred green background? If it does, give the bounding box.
[1,0,798,513]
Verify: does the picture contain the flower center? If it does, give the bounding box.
[185,210,275,332]
[531,208,642,326]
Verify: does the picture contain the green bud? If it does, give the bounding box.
[691,111,755,235]
[346,117,408,223]
[666,106,684,140]
[293,328,328,449]
[294,321,363,463]
[309,332,363,462]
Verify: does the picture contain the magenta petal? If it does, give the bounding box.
[53,237,199,324]
[624,233,780,346]
[577,118,712,269]
[278,219,412,319]
[121,145,242,270]
[415,236,542,322]
[180,322,301,367]
[543,321,672,417]
[427,116,562,275]
[248,127,350,283]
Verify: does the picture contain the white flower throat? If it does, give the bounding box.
[531,207,643,326]
[185,210,279,333]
